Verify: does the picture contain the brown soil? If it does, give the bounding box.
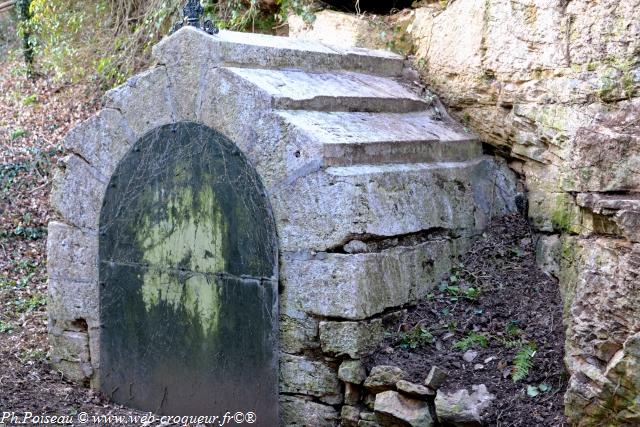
[366,214,568,427]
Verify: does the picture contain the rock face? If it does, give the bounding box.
[49,26,517,426]
[290,2,640,424]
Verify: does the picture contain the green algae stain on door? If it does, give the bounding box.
[98,122,278,422]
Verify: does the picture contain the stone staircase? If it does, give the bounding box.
[49,27,517,426]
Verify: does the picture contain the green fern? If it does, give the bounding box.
[512,342,537,382]
[453,332,489,351]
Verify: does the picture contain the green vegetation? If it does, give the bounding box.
[10,128,27,140]
[0,321,13,333]
[512,342,537,382]
[454,331,489,351]
[399,324,434,350]
[16,0,315,87]
[439,278,481,301]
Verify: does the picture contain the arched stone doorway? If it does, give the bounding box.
[98,122,278,420]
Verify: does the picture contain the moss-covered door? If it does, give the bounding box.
[98,122,278,421]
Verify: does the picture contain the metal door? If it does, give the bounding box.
[98,122,278,423]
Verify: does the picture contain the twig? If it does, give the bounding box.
[27,180,48,194]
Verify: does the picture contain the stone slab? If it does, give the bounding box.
[103,67,176,138]
[276,110,481,167]
[47,222,98,283]
[320,311,404,358]
[153,27,404,77]
[280,314,320,354]
[374,390,433,427]
[279,354,342,405]
[64,109,136,179]
[50,155,108,230]
[281,239,454,320]
[280,395,339,427]
[226,67,426,112]
[273,158,515,252]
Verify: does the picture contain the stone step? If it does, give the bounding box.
[224,67,427,113]
[276,110,481,167]
[153,27,404,77]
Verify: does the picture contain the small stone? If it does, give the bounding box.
[424,366,448,390]
[402,67,420,82]
[341,405,360,427]
[344,239,369,253]
[484,356,496,364]
[374,390,433,427]
[473,364,484,370]
[358,421,380,427]
[364,365,406,393]
[382,346,395,354]
[345,382,361,405]
[396,380,436,398]
[435,384,495,426]
[360,412,376,421]
[339,360,367,384]
[463,350,478,363]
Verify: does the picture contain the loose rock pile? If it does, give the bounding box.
[340,363,495,427]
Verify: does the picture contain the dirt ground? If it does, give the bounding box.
[366,214,568,426]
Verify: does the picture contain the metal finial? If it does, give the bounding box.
[184,0,203,27]
[171,0,218,35]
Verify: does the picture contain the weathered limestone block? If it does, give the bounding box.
[273,158,516,252]
[345,383,361,405]
[319,312,404,358]
[280,395,339,427]
[374,390,433,427]
[50,155,107,230]
[364,366,406,394]
[289,11,383,50]
[568,332,640,424]
[49,329,93,383]
[48,277,99,325]
[103,66,176,138]
[435,384,495,426]
[281,240,454,320]
[424,366,448,391]
[396,381,435,399]
[575,193,640,242]
[535,234,562,278]
[47,222,98,282]
[280,314,319,354]
[279,354,342,405]
[64,108,135,179]
[338,360,367,385]
[341,405,361,427]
